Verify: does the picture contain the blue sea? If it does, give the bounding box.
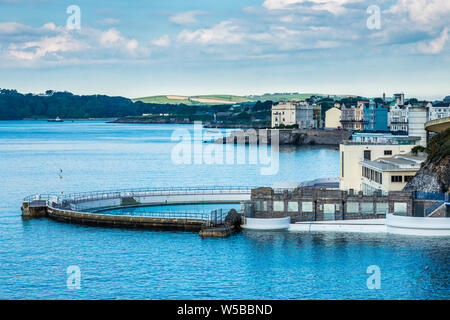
[0,121,448,299]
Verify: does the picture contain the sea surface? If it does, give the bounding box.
[0,121,448,299]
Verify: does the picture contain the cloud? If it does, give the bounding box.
[0,22,150,67]
[178,20,244,45]
[417,27,449,54]
[388,0,450,26]
[262,0,362,14]
[0,22,31,35]
[7,34,86,61]
[169,10,207,25]
[152,34,171,47]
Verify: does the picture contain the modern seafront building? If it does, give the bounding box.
[271,101,316,128]
[360,154,425,195]
[339,133,420,192]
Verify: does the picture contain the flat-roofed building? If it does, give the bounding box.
[351,132,421,145]
[339,140,417,192]
[360,154,425,195]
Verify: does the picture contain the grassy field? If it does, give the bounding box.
[133,94,254,105]
[132,93,351,105]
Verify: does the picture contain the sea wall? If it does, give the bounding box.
[214,129,351,146]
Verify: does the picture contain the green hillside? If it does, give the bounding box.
[133,94,254,105]
[132,93,353,105]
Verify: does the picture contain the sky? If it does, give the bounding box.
[0,0,449,100]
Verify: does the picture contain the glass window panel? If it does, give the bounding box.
[273,201,284,212]
[302,201,313,212]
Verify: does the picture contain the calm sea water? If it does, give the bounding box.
[0,121,448,299]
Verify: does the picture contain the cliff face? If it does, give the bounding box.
[403,129,450,193]
[403,154,450,193]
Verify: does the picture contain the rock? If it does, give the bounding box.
[403,155,450,193]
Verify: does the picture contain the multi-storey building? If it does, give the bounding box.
[388,102,409,133]
[271,101,315,129]
[429,102,450,120]
[325,106,342,129]
[362,100,389,131]
[340,103,363,131]
[408,104,429,147]
[339,137,419,192]
[360,154,425,195]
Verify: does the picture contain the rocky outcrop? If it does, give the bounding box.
[403,129,450,193]
[214,129,351,146]
[403,154,450,193]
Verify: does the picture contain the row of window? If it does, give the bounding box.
[254,200,393,214]
[391,175,414,183]
[362,166,382,184]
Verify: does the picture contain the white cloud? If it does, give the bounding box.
[262,0,362,14]
[0,23,150,66]
[152,34,171,47]
[7,35,86,61]
[99,28,141,54]
[417,27,449,54]
[169,11,207,25]
[388,0,450,26]
[178,20,244,45]
[0,22,31,35]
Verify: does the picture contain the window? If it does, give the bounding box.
[364,150,371,160]
[273,201,284,212]
[302,201,313,212]
[287,202,298,212]
[384,150,392,155]
[361,202,373,213]
[394,202,407,215]
[347,202,359,213]
[376,203,388,214]
[341,152,344,177]
[391,175,403,183]
[404,175,414,183]
[262,201,267,211]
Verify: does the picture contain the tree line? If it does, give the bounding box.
[0,89,272,120]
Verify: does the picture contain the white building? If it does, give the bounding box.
[272,101,315,129]
[388,103,409,132]
[429,102,450,120]
[408,104,429,147]
[360,154,425,195]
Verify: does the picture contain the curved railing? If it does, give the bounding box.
[23,185,255,212]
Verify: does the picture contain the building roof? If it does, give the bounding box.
[361,154,426,172]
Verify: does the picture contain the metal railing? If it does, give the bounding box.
[23,186,246,225]
[83,209,228,226]
[425,201,445,216]
[24,185,255,205]
[414,192,446,201]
